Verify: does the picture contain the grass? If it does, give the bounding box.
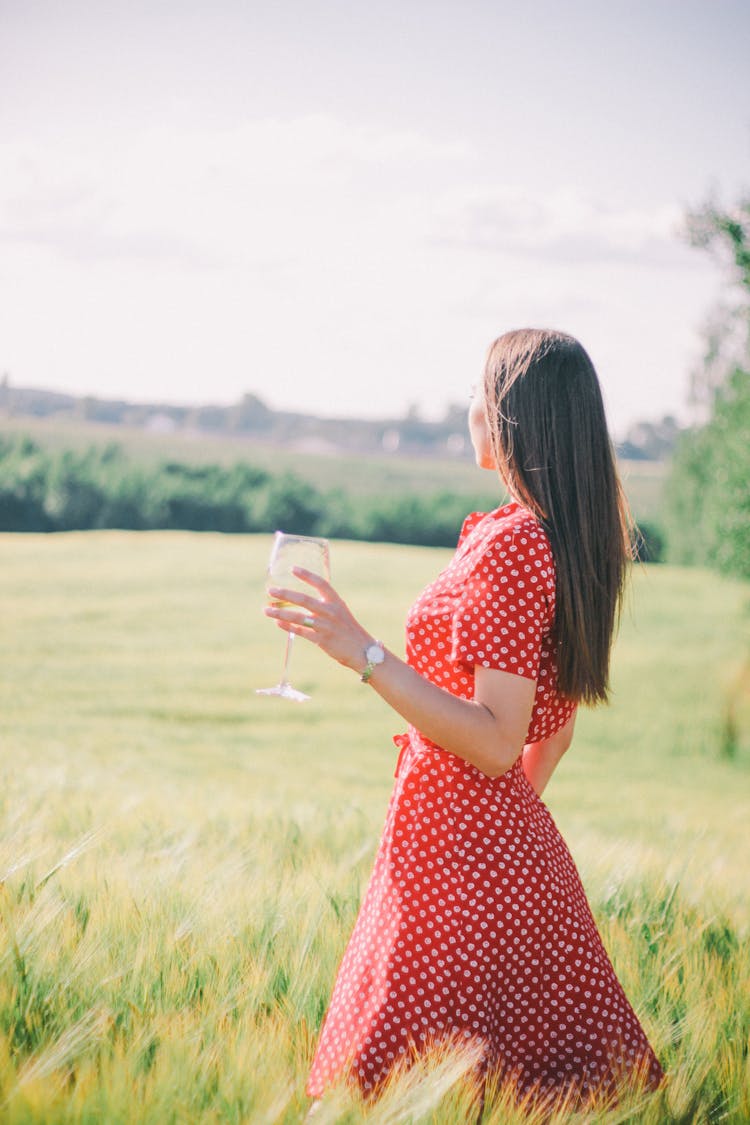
[0,532,748,1122]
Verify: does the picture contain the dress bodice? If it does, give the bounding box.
[404,501,576,745]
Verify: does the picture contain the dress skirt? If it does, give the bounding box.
[306,731,664,1104]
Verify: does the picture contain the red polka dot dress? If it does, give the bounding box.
[306,502,664,1104]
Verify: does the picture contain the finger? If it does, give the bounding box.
[267,586,324,612]
[272,618,313,637]
[291,566,336,598]
[264,605,318,630]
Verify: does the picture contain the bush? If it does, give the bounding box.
[0,437,51,530]
[361,493,472,547]
[0,436,509,551]
[257,473,326,536]
[635,520,666,563]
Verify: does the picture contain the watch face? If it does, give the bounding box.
[366,643,385,664]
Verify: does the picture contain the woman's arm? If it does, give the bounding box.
[265,569,536,779]
[522,710,576,796]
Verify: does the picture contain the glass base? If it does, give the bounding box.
[256,682,310,702]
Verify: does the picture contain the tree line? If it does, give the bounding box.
[0,434,667,560]
[0,381,681,463]
[0,436,499,548]
[0,384,480,460]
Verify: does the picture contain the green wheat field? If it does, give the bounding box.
[1,532,749,1123]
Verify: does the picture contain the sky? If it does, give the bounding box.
[0,0,748,436]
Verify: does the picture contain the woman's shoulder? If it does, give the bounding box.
[458,502,555,586]
[464,501,551,549]
[495,503,552,548]
[457,509,488,545]
[457,500,523,543]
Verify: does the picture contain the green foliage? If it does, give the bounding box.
[258,471,326,536]
[362,492,474,547]
[634,519,665,563]
[686,196,750,294]
[666,366,750,577]
[0,435,50,530]
[0,435,496,546]
[666,195,750,578]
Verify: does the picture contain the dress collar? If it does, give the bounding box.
[490,500,522,520]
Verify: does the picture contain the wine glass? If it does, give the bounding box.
[256,531,331,702]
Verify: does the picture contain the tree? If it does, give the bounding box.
[228,392,272,433]
[666,195,750,579]
[684,197,749,414]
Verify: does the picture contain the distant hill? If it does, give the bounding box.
[0,377,680,461]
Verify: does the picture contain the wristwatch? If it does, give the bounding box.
[360,640,386,683]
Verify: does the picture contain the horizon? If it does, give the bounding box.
[0,372,684,441]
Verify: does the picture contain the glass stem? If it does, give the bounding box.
[279,631,295,687]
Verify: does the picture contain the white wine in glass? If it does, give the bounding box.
[256,531,331,702]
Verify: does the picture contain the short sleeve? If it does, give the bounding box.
[450,523,554,680]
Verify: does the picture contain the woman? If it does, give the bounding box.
[265,329,664,1110]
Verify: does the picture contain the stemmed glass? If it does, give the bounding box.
[256,531,330,702]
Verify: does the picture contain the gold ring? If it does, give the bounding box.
[303,616,315,628]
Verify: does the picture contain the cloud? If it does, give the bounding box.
[428,186,694,268]
[0,143,219,268]
[0,113,720,429]
[0,115,466,272]
[0,117,694,287]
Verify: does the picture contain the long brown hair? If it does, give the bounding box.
[482,328,632,705]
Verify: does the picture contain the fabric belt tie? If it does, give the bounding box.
[392,732,411,778]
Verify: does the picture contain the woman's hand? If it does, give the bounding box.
[264,567,373,674]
